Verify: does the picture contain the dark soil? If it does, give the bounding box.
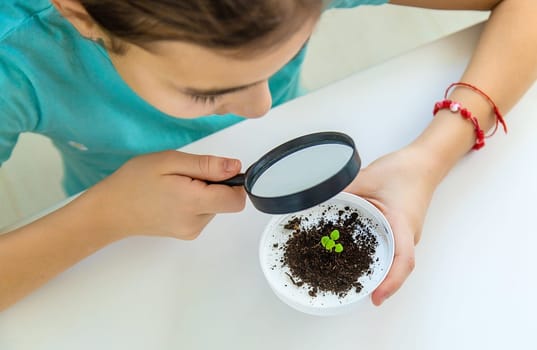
[280,206,378,298]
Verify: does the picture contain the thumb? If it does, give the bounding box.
[158,150,242,181]
[344,168,376,195]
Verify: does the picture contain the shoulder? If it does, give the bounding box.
[0,0,85,105]
[0,0,53,40]
[0,50,40,130]
[0,0,49,130]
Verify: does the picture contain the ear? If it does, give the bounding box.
[51,0,100,39]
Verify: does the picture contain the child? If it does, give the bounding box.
[0,0,536,311]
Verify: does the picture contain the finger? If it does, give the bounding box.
[157,150,242,182]
[371,222,416,306]
[344,168,377,195]
[197,182,247,214]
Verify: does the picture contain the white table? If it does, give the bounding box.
[1,23,536,349]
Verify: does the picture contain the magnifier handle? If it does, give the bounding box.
[207,173,246,187]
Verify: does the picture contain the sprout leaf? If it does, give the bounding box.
[330,229,340,241]
[325,239,336,251]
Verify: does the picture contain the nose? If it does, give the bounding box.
[217,81,272,118]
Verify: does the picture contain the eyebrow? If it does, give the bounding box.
[179,80,263,97]
[177,36,312,97]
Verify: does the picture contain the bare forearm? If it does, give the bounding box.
[0,151,246,311]
[412,0,537,183]
[0,192,122,311]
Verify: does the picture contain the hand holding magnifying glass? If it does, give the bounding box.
[210,132,361,214]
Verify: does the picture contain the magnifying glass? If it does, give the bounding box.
[213,131,361,214]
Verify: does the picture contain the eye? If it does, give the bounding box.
[190,94,220,105]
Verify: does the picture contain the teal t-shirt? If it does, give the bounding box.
[0,0,388,195]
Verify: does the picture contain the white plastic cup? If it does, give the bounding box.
[259,192,395,316]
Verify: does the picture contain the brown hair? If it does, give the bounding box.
[79,0,323,55]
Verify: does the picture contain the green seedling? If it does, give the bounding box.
[320,229,344,253]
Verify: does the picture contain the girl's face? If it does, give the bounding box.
[109,18,318,119]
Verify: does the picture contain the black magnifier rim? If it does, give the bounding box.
[244,131,361,214]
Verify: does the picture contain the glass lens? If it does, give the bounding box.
[250,143,354,198]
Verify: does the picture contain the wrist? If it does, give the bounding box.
[410,109,475,181]
[393,143,449,192]
[410,84,506,182]
[64,189,129,244]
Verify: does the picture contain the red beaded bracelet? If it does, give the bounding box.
[445,82,508,137]
[433,99,485,150]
